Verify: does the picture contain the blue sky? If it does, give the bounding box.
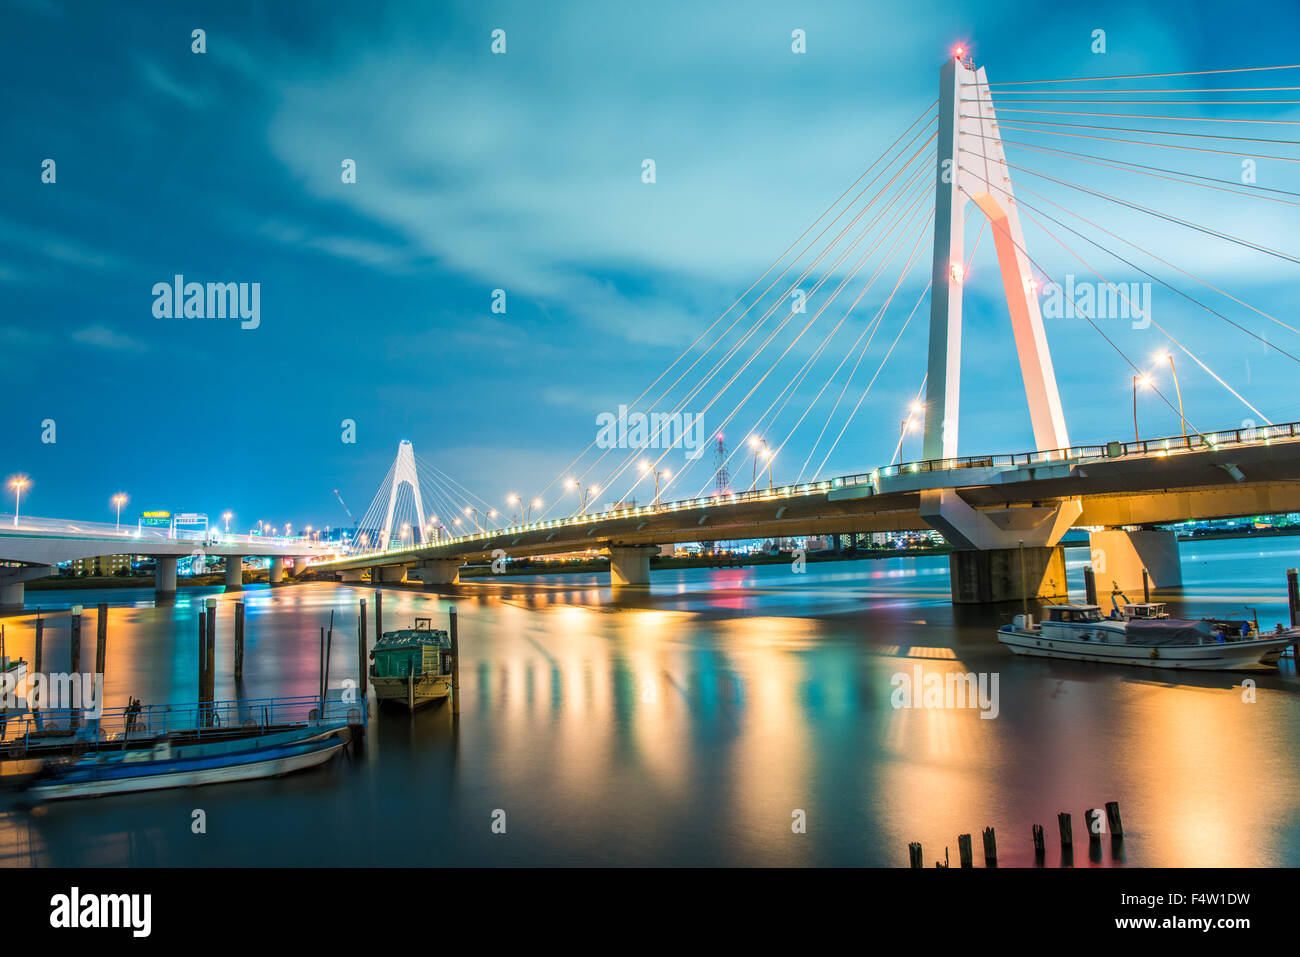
[2,0,1298,531]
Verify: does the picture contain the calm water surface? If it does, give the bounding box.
[2,536,1298,867]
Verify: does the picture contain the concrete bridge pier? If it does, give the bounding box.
[921,489,1081,605]
[269,556,285,585]
[413,559,460,586]
[0,565,50,610]
[335,568,365,583]
[1088,528,1182,596]
[607,545,658,587]
[225,556,243,591]
[155,557,177,599]
[375,565,408,584]
[948,546,1069,605]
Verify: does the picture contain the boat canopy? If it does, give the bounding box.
[370,627,450,678]
[1126,619,1251,646]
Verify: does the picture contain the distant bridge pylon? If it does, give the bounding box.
[378,440,427,550]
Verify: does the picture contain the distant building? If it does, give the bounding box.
[66,554,134,576]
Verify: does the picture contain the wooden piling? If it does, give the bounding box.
[1083,565,1097,606]
[205,599,216,709]
[1105,801,1124,838]
[198,609,208,725]
[322,611,334,713]
[69,606,82,731]
[1058,812,1073,846]
[233,601,245,679]
[1287,569,1299,659]
[908,842,923,868]
[449,604,460,715]
[1142,568,1151,603]
[982,827,997,866]
[957,833,973,868]
[375,589,383,642]
[318,626,326,709]
[69,605,82,675]
[95,602,107,676]
[358,598,368,703]
[1085,807,1104,842]
[32,614,43,712]
[1032,823,1045,858]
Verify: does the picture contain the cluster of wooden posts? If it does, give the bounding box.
[908,801,1124,868]
[23,604,114,730]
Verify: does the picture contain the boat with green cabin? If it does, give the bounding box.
[368,617,453,710]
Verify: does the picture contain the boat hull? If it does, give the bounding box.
[370,674,451,710]
[28,729,350,801]
[998,628,1293,670]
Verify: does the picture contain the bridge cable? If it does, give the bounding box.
[587,147,938,510]
[958,144,1300,340]
[614,161,937,503]
[526,102,938,511]
[533,129,939,520]
[681,193,940,498]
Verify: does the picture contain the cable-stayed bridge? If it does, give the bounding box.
[9,51,1300,606]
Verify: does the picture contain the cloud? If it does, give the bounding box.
[71,325,151,352]
[134,57,212,109]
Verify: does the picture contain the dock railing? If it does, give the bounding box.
[0,692,365,757]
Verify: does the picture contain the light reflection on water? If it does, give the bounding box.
[0,536,1298,866]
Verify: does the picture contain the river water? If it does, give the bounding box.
[1,536,1297,867]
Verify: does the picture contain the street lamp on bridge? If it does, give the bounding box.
[1133,374,1153,443]
[10,476,28,527]
[566,479,600,516]
[640,461,671,506]
[1153,351,1186,438]
[112,492,127,530]
[748,437,774,490]
[222,510,232,534]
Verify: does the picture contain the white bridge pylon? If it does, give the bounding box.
[923,54,1070,461]
[379,440,428,550]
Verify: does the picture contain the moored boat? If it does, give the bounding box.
[25,722,351,801]
[369,617,453,710]
[998,603,1296,670]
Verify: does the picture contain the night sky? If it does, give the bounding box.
[2,0,1297,532]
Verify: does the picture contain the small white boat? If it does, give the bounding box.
[26,723,351,801]
[998,603,1296,671]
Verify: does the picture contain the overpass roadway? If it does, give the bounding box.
[0,516,338,607]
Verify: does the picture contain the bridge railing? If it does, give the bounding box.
[328,419,1300,562]
[0,514,331,552]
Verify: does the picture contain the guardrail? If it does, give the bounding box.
[312,419,1300,566]
[0,693,363,756]
[0,514,335,552]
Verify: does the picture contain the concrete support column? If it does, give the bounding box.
[336,568,365,583]
[948,545,1068,605]
[376,565,408,584]
[225,555,243,591]
[607,545,657,587]
[155,557,177,597]
[413,559,460,586]
[1088,528,1182,595]
[0,579,23,609]
[1,565,52,610]
[269,556,285,585]
[294,556,313,578]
